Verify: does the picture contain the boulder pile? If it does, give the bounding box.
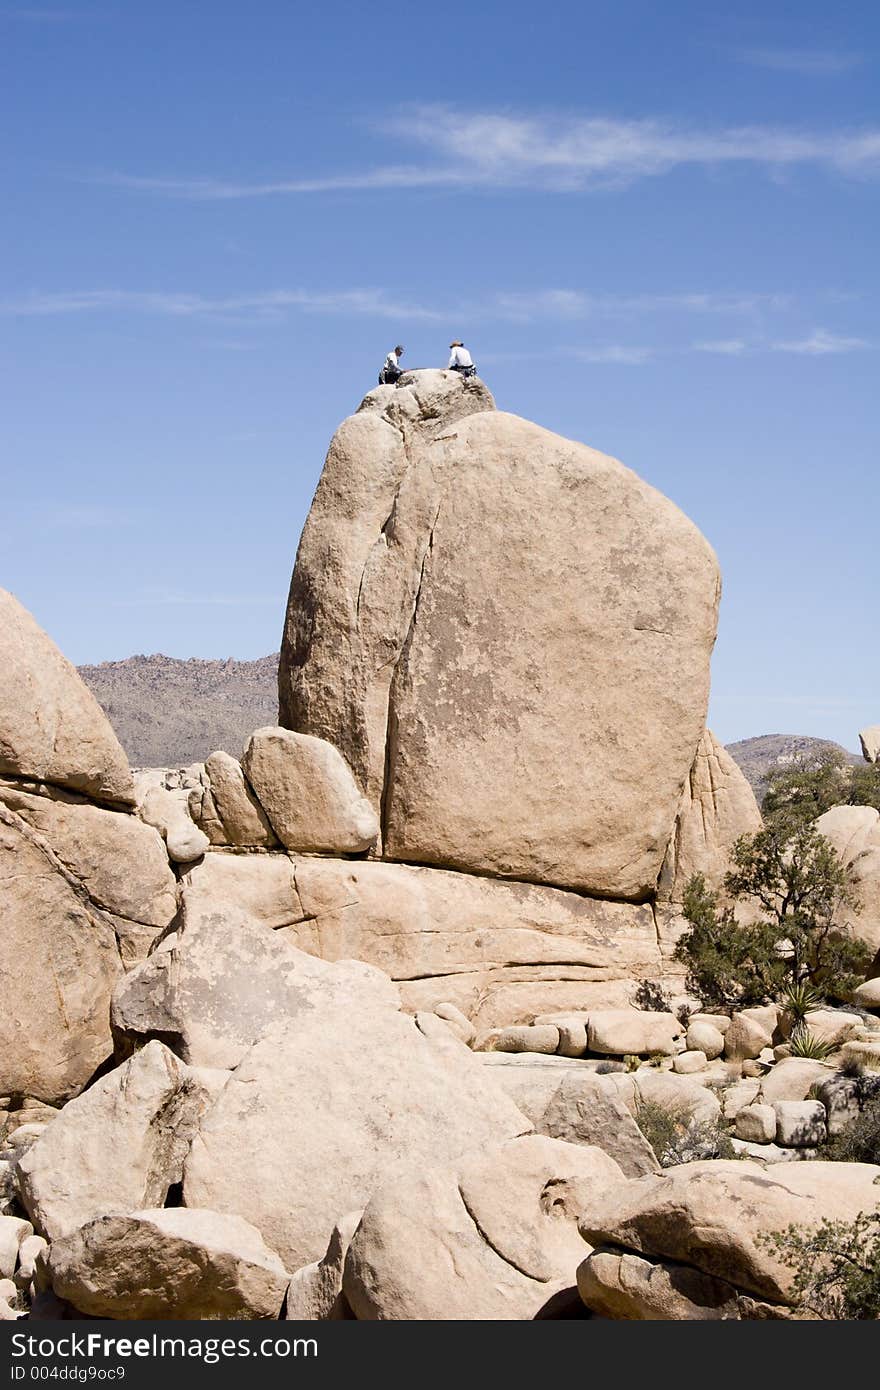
[1,371,877,1322]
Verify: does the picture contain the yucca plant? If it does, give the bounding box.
[780,980,823,1023]
[788,1025,836,1060]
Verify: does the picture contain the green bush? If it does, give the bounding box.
[760,1213,880,1319]
[674,825,871,1011]
[634,1099,735,1167]
[762,751,880,832]
[825,1092,880,1165]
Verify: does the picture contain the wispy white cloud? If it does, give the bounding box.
[96,106,880,199]
[571,345,653,365]
[1,287,448,322]
[770,328,871,355]
[693,339,749,356]
[0,285,796,326]
[738,48,863,76]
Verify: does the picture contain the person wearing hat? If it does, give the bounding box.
[379,344,405,385]
[447,340,476,378]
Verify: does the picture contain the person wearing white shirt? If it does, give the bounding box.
[379,345,404,385]
[447,340,476,377]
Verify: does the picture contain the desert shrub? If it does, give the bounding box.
[780,980,823,1023]
[825,1093,880,1165]
[635,1099,735,1167]
[674,826,871,1010]
[634,979,672,1012]
[762,751,880,832]
[788,1027,836,1060]
[759,1213,880,1319]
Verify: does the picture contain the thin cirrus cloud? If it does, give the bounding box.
[770,328,871,355]
[737,48,863,76]
[0,286,795,326]
[693,339,749,356]
[95,106,880,199]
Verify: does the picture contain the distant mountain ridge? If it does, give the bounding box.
[725,733,863,803]
[78,652,280,767]
[78,653,863,795]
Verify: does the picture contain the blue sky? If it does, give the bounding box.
[2,0,877,750]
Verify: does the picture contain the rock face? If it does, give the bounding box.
[16,1043,212,1241]
[193,751,278,848]
[859,725,880,764]
[342,1135,622,1320]
[658,729,762,902]
[44,1209,289,1320]
[0,803,124,1104]
[183,1011,530,1271]
[814,805,880,954]
[241,727,378,854]
[112,905,399,1070]
[183,852,660,1026]
[279,372,720,900]
[578,1249,740,1320]
[0,590,134,806]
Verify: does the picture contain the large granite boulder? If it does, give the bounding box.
[578,1159,880,1306]
[859,726,880,764]
[44,1209,289,1320]
[814,804,880,954]
[0,589,134,806]
[112,904,399,1070]
[0,803,123,1103]
[279,373,720,900]
[342,1136,622,1320]
[15,1042,216,1241]
[658,729,762,902]
[183,1009,530,1272]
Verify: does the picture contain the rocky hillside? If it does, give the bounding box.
[78,653,279,766]
[726,734,862,805]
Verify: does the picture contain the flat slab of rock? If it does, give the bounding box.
[45,1208,289,1320]
[0,589,134,806]
[185,852,659,1028]
[184,1010,530,1271]
[242,728,378,854]
[343,1135,623,1320]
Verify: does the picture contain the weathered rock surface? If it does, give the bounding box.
[586,1010,684,1057]
[184,1011,530,1271]
[735,1105,777,1144]
[193,751,278,848]
[578,1160,880,1304]
[724,1006,779,1061]
[475,1025,560,1055]
[0,803,123,1103]
[815,805,880,954]
[185,852,660,1027]
[112,904,399,1070]
[686,1020,725,1059]
[342,1135,622,1320]
[16,1042,214,1241]
[603,1069,721,1127]
[284,1211,361,1321]
[0,784,177,929]
[578,1248,740,1320]
[0,590,135,806]
[138,785,209,864]
[772,1101,826,1147]
[756,1057,835,1105]
[859,725,880,764]
[45,1209,289,1320]
[479,1059,659,1178]
[852,978,880,1010]
[279,376,719,899]
[658,729,762,902]
[241,728,378,854]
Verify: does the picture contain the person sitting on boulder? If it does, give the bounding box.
[379,345,405,385]
[447,340,476,378]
